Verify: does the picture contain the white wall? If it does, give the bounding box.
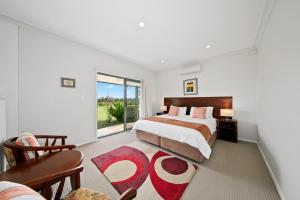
[0,100,6,141]
[154,50,258,141]
[256,1,300,199]
[17,25,156,145]
[0,99,5,172]
[0,18,19,138]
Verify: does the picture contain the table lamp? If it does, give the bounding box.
[220,109,234,120]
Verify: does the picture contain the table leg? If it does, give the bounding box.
[70,172,81,190]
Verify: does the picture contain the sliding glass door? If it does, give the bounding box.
[125,80,140,130]
[97,73,140,137]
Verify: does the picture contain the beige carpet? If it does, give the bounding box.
[77,131,280,200]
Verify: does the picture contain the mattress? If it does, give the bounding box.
[132,114,217,159]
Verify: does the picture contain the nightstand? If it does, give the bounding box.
[218,119,238,143]
[156,112,166,116]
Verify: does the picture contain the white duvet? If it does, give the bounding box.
[132,114,217,158]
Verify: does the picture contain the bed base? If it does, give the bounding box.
[135,130,217,162]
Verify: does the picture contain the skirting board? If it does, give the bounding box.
[257,142,285,200]
[238,137,257,143]
[76,139,96,147]
[239,137,285,199]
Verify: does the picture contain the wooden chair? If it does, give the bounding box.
[2,136,137,200]
[3,134,76,166]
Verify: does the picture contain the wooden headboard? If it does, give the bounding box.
[164,96,232,118]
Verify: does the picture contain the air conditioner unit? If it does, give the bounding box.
[179,64,203,76]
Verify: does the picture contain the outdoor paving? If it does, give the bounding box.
[97,122,134,137]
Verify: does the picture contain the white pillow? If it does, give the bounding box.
[190,107,214,118]
[0,181,46,200]
[206,107,214,118]
[178,107,187,116]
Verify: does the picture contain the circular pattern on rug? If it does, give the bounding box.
[154,155,196,184]
[91,146,149,194]
[161,157,188,175]
[104,160,137,182]
[149,151,198,200]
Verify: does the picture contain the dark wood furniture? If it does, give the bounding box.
[2,135,137,200]
[164,96,232,117]
[0,150,83,200]
[156,112,165,115]
[136,96,233,162]
[4,135,76,165]
[218,119,238,143]
[119,188,137,200]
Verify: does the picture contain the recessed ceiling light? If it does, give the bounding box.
[206,44,212,49]
[161,59,165,64]
[138,22,145,28]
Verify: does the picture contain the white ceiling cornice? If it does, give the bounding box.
[200,47,257,64]
[254,0,278,47]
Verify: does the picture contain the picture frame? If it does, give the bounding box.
[183,78,198,95]
[61,77,76,88]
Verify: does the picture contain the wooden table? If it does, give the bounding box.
[0,150,83,200]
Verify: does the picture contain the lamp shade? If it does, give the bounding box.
[220,109,234,117]
[160,106,167,112]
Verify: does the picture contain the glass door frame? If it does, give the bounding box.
[124,79,140,130]
[97,72,141,133]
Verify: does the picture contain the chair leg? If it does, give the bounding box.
[54,178,65,200]
[41,184,53,200]
[70,173,81,191]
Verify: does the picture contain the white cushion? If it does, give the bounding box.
[177,107,187,116]
[16,132,44,160]
[206,107,214,118]
[0,181,45,200]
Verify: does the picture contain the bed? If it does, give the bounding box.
[133,96,232,162]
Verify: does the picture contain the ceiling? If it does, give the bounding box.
[0,0,267,71]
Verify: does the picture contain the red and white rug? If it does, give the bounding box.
[91,141,198,200]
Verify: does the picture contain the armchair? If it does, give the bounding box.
[3,134,76,166]
[1,135,138,200]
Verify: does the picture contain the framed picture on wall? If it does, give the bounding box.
[183,78,198,95]
[61,77,76,88]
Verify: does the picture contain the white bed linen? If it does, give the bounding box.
[132,114,217,158]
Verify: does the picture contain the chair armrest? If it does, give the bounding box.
[34,135,68,146]
[12,144,76,151]
[34,135,68,139]
[119,187,137,200]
